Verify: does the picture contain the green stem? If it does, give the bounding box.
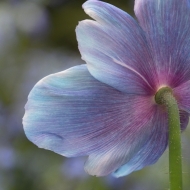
[155,87,182,190]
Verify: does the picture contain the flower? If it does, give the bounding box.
[23,0,190,177]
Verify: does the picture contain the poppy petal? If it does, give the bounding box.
[174,80,190,113]
[113,108,188,177]
[76,0,155,95]
[23,65,153,158]
[135,0,190,87]
[84,106,168,176]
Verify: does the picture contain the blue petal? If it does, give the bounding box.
[23,64,150,158]
[135,0,190,87]
[113,109,168,177]
[174,80,190,114]
[179,110,189,131]
[113,108,189,177]
[23,64,166,176]
[84,105,169,176]
[76,1,156,95]
[23,64,124,156]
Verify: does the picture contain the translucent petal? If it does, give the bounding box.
[23,64,154,159]
[113,108,188,177]
[84,106,168,176]
[173,80,190,113]
[135,0,190,87]
[76,1,156,95]
[179,110,189,131]
[23,64,167,177]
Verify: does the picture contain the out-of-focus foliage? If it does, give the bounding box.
[0,0,190,190]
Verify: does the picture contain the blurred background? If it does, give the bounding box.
[0,0,190,190]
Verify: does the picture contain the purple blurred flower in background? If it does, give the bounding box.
[0,3,17,54]
[62,157,88,179]
[23,0,190,177]
[14,2,49,38]
[0,146,15,170]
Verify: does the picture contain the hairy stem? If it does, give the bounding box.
[155,87,182,190]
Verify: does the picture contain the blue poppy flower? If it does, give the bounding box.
[23,0,190,177]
